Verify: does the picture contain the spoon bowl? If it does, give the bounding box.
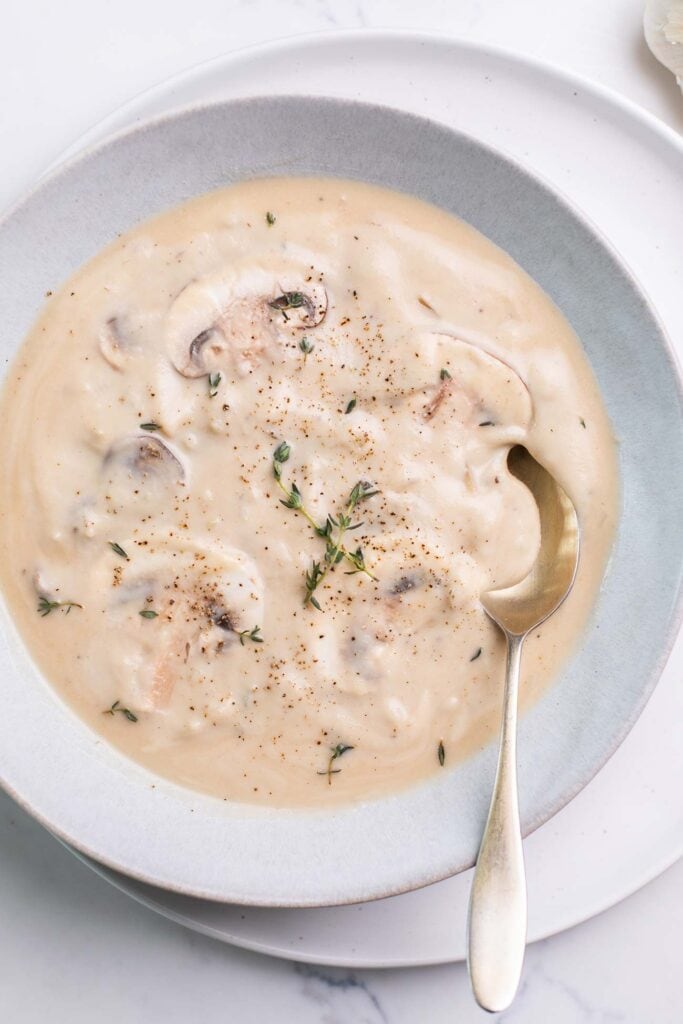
[481,446,581,636]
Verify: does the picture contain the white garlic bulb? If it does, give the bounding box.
[645,0,683,93]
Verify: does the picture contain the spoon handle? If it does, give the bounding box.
[467,631,527,1012]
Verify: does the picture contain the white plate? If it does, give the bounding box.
[50,31,683,964]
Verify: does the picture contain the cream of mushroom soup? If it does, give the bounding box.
[0,178,618,806]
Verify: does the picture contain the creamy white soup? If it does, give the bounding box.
[0,178,618,807]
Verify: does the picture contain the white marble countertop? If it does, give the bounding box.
[1,1,682,1020]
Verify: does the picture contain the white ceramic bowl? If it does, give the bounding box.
[0,97,681,906]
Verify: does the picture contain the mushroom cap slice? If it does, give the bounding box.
[91,539,265,713]
[363,531,472,641]
[409,333,533,433]
[98,317,127,371]
[103,434,186,488]
[165,265,328,378]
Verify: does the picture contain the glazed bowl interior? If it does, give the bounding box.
[0,96,681,906]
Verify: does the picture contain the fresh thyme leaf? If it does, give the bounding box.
[139,609,158,620]
[304,560,325,608]
[208,372,221,398]
[345,397,357,415]
[280,481,303,510]
[109,541,129,560]
[317,742,355,785]
[478,420,495,427]
[315,516,334,539]
[580,417,587,428]
[266,211,276,225]
[440,368,452,381]
[272,441,291,481]
[237,625,263,646]
[344,547,367,575]
[140,422,161,432]
[470,647,482,662]
[299,336,314,358]
[438,740,445,766]
[104,700,138,723]
[348,480,380,507]
[37,596,83,617]
[273,441,291,465]
[269,291,305,312]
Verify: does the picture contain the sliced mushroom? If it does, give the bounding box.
[98,317,130,371]
[412,334,533,432]
[96,541,265,712]
[104,434,186,485]
[165,265,328,378]
[363,532,465,642]
[344,532,477,682]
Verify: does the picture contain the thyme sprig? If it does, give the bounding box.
[438,740,445,766]
[237,625,264,646]
[37,596,82,617]
[208,372,221,398]
[317,743,355,785]
[272,443,378,609]
[104,700,138,723]
[304,561,325,610]
[109,541,129,560]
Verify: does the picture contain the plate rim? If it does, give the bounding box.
[40,28,683,179]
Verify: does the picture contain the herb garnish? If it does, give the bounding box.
[273,443,378,608]
[438,740,445,766]
[299,336,314,361]
[470,647,482,662]
[139,609,158,620]
[269,291,305,321]
[37,597,82,617]
[440,368,452,381]
[208,372,221,398]
[345,397,357,415]
[237,625,264,646]
[272,440,291,473]
[109,541,129,560]
[580,417,587,429]
[478,420,495,427]
[140,422,161,432]
[317,743,355,785]
[304,561,325,611]
[266,211,276,226]
[104,700,138,723]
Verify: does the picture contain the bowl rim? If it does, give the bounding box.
[0,89,681,907]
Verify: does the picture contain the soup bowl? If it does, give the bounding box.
[0,96,681,905]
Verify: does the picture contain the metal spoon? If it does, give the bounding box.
[467,445,580,1012]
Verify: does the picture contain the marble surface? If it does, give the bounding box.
[1,1,682,1020]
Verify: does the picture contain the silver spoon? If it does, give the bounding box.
[467,445,580,1012]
